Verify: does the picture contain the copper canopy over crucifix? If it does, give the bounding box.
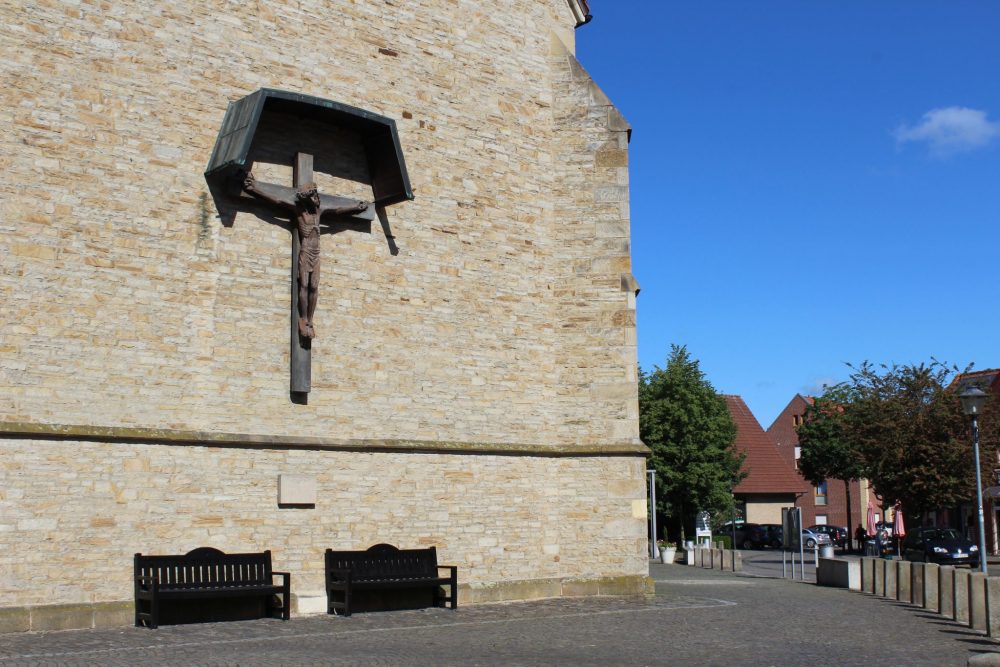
[242,153,367,340]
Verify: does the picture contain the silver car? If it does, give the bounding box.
[801,529,832,549]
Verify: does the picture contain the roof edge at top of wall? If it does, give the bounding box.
[567,0,592,28]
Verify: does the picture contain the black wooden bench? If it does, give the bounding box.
[134,547,290,628]
[325,543,458,616]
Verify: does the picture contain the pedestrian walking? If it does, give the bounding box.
[855,524,866,553]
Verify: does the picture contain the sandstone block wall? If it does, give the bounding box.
[0,0,638,446]
[0,0,646,621]
[0,438,648,607]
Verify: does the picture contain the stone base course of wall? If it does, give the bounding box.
[0,575,654,634]
[0,435,648,631]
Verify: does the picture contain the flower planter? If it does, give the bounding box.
[660,547,677,564]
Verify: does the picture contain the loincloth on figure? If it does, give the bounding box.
[298,228,321,287]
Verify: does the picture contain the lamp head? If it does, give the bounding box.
[960,386,989,417]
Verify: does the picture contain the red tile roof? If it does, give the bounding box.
[727,395,809,495]
[767,393,813,450]
[950,369,1000,393]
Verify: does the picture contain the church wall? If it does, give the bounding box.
[0,0,637,447]
[0,438,648,614]
[0,0,647,629]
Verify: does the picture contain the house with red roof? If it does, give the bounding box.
[726,395,809,524]
[768,394,878,539]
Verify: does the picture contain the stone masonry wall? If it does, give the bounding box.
[0,0,646,619]
[0,0,639,448]
[0,438,648,608]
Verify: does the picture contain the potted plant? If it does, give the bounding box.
[657,540,677,564]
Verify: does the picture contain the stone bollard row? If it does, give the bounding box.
[853,557,1000,637]
[681,546,742,572]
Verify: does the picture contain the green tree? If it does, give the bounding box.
[798,385,864,544]
[639,345,743,543]
[842,361,975,518]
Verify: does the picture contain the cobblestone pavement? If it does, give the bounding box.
[1,563,998,666]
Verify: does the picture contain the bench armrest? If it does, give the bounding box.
[438,565,458,587]
[135,575,158,591]
[272,571,291,588]
[327,567,353,580]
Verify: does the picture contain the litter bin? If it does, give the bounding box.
[819,544,835,559]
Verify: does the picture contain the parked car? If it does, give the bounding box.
[747,524,831,549]
[747,524,782,549]
[901,527,980,567]
[718,521,761,549]
[801,528,832,549]
[808,525,848,548]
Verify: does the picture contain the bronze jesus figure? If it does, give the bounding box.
[243,172,367,339]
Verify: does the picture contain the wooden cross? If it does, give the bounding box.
[242,152,373,398]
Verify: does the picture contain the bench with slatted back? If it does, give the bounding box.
[325,543,458,617]
[134,547,290,628]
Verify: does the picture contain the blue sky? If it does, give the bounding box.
[577,2,1000,428]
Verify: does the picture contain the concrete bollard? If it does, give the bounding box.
[971,572,988,632]
[712,549,723,569]
[733,551,743,572]
[861,558,875,594]
[885,559,898,599]
[817,558,860,589]
[896,560,912,603]
[955,569,971,624]
[874,558,886,597]
[923,563,939,612]
[911,562,926,606]
[874,558,892,598]
[986,576,1000,638]
[939,566,955,619]
[722,549,734,571]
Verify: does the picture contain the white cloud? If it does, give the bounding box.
[894,106,1000,157]
[800,378,837,398]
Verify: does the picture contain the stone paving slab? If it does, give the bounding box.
[1,562,998,666]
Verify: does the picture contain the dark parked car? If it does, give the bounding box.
[747,524,783,549]
[808,525,848,548]
[717,521,760,549]
[901,527,980,567]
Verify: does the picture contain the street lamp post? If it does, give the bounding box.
[960,387,990,574]
[647,469,659,559]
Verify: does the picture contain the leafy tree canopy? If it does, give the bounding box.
[639,345,743,541]
[800,360,999,518]
[798,385,863,487]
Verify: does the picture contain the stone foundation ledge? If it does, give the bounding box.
[0,575,653,634]
[0,602,133,634]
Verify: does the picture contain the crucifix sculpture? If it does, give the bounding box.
[242,154,367,340]
[204,89,414,401]
[241,152,369,395]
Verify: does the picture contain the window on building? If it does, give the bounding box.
[814,481,828,506]
[815,514,828,525]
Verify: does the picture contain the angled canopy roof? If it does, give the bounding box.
[205,88,413,214]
